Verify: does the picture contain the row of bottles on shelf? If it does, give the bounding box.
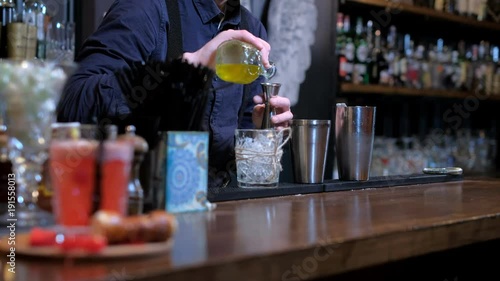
[0,0,73,60]
[0,0,46,59]
[412,0,500,22]
[336,13,500,95]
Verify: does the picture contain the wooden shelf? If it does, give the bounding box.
[340,83,500,100]
[345,0,500,32]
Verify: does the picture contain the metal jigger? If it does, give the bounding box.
[261,82,281,129]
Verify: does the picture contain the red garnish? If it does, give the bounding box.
[59,234,79,251]
[29,228,108,253]
[29,227,57,246]
[59,234,107,253]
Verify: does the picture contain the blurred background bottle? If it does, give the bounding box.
[335,13,500,95]
[118,125,148,216]
[0,0,16,58]
[23,0,47,59]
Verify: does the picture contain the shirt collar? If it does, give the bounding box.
[193,0,241,27]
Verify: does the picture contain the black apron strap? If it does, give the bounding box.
[166,0,184,60]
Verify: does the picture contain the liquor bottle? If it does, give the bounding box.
[448,0,460,15]
[476,41,489,94]
[413,44,425,89]
[398,34,411,87]
[368,29,384,85]
[6,0,37,59]
[451,50,462,89]
[467,0,478,18]
[484,44,495,95]
[23,0,36,25]
[476,0,488,21]
[491,46,500,95]
[442,45,455,89]
[385,25,399,86]
[470,44,480,92]
[433,38,445,89]
[0,0,16,58]
[29,0,47,59]
[364,20,374,85]
[340,15,354,83]
[366,20,374,51]
[421,45,433,89]
[458,40,469,90]
[445,0,457,13]
[427,43,437,89]
[353,17,368,84]
[406,39,421,88]
[435,0,445,11]
[456,0,469,16]
[335,13,345,56]
[378,30,391,85]
[336,13,348,82]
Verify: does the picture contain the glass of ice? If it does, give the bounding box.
[234,128,290,188]
[0,60,76,227]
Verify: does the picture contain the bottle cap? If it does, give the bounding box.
[118,125,149,153]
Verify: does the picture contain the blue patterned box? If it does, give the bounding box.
[165,131,209,213]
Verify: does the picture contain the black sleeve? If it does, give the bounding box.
[57,0,165,123]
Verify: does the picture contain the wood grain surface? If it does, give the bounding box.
[2,179,500,281]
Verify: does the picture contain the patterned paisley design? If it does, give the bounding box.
[167,149,201,205]
[177,133,208,146]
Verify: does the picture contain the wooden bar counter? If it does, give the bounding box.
[2,179,500,281]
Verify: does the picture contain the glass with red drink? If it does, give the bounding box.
[49,139,97,226]
[100,140,133,215]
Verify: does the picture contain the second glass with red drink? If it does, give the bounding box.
[49,124,133,227]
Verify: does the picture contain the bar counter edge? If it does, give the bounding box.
[2,178,500,281]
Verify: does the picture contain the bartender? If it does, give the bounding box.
[57,0,293,187]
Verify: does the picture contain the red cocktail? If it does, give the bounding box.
[100,141,133,215]
[49,140,97,226]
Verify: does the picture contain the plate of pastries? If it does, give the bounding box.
[0,210,177,259]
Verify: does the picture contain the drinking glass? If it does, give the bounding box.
[46,21,75,63]
[79,124,133,216]
[37,122,81,214]
[234,128,290,188]
[100,140,133,215]
[49,138,97,226]
[0,60,75,227]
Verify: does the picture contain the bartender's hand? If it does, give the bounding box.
[182,29,271,70]
[252,95,293,130]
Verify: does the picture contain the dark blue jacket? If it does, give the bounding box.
[57,0,267,186]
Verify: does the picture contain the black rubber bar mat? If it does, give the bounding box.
[208,174,464,202]
[208,182,323,202]
[323,173,464,192]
